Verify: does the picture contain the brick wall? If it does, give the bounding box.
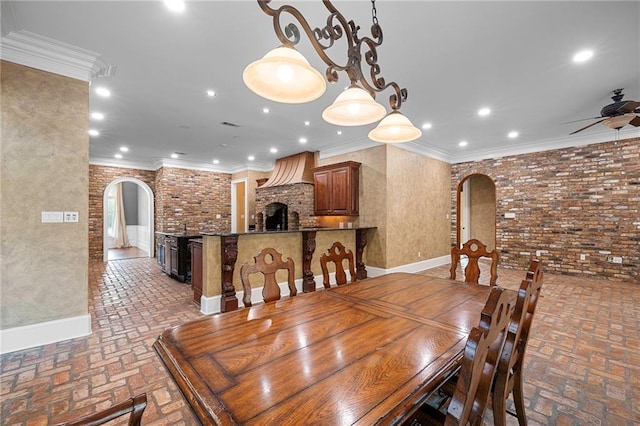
[88,165,156,260]
[451,137,639,282]
[154,167,231,234]
[89,165,231,261]
[255,183,318,230]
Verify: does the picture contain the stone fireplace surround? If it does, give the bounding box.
[255,183,319,231]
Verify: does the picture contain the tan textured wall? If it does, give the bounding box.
[318,145,451,269]
[386,146,452,268]
[202,235,221,297]
[1,61,89,328]
[316,145,387,268]
[232,169,271,227]
[235,233,302,290]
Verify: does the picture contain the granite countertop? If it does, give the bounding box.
[155,231,203,238]
[199,226,376,237]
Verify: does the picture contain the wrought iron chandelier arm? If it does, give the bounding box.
[259,0,358,83]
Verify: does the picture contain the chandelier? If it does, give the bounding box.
[242,0,422,143]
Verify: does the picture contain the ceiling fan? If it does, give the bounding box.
[569,89,640,135]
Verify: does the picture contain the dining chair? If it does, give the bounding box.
[493,259,544,426]
[404,286,515,425]
[450,239,499,286]
[320,241,357,288]
[240,247,296,307]
[53,393,147,425]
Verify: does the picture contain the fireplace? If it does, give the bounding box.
[265,203,288,231]
[254,152,319,231]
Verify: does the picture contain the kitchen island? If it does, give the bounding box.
[193,227,375,314]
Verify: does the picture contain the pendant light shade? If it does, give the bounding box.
[368,111,422,143]
[322,85,387,126]
[603,113,635,130]
[243,46,326,104]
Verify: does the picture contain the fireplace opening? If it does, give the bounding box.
[265,203,288,231]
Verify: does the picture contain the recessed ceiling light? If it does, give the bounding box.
[422,123,432,129]
[206,89,216,97]
[459,140,468,147]
[120,146,129,152]
[88,129,99,136]
[270,147,278,154]
[114,153,123,159]
[262,107,270,114]
[508,131,519,139]
[304,121,310,126]
[164,0,185,13]
[248,155,255,161]
[478,108,491,117]
[573,49,594,63]
[91,112,104,120]
[299,137,308,144]
[171,153,179,159]
[95,87,111,97]
[337,130,342,135]
[213,159,220,164]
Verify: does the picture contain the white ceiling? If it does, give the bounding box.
[2,1,639,172]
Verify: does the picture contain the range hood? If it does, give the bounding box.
[260,151,316,187]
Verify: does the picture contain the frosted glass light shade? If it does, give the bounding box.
[322,85,387,126]
[603,113,635,130]
[243,46,326,104]
[368,111,422,143]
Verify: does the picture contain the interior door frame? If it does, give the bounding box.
[231,178,248,233]
[102,177,155,261]
[455,173,496,249]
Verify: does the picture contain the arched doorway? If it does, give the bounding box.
[103,177,155,261]
[456,174,496,250]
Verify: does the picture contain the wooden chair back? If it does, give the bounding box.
[320,241,356,288]
[240,247,296,307]
[54,393,147,426]
[445,286,515,425]
[450,239,499,286]
[492,259,544,426]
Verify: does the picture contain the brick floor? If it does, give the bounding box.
[1,258,639,425]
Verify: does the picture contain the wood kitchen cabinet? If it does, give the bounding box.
[190,239,203,305]
[313,161,360,216]
[156,232,202,283]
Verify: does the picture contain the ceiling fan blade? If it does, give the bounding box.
[569,118,605,135]
[629,116,640,127]
[618,101,640,113]
[562,116,602,124]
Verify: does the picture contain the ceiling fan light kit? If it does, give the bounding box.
[570,89,640,134]
[243,0,421,143]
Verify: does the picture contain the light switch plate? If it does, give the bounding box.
[42,211,64,223]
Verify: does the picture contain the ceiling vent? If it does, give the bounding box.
[221,121,240,127]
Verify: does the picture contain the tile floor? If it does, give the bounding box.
[1,258,638,425]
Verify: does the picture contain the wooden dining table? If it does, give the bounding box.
[153,272,501,425]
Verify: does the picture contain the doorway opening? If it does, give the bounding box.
[103,178,155,261]
[456,174,496,250]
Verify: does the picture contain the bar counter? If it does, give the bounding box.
[195,227,375,314]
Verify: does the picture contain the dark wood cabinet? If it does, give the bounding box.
[313,161,360,216]
[156,232,201,283]
[190,239,203,305]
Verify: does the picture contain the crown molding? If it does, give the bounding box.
[89,157,275,174]
[0,30,105,82]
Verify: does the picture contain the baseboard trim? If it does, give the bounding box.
[0,314,92,355]
[367,255,450,277]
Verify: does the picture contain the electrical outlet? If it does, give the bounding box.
[580,254,586,261]
[418,251,422,258]
[612,256,623,264]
